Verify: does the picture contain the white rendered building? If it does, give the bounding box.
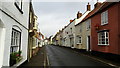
[0,0,30,67]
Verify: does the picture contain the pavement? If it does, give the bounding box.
[18,46,49,68]
[46,45,115,68]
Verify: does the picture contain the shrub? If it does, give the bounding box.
[10,51,22,66]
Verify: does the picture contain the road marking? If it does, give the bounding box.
[43,48,47,68]
[47,54,50,67]
[44,47,50,68]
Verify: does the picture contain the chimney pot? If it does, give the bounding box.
[94,2,102,8]
[77,11,82,19]
[87,2,91,11]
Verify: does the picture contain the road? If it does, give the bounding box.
[45,45,114,68]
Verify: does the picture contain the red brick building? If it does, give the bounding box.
[90,2,120,55]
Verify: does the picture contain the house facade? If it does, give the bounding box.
[62,20,75,48]
[75,19,91,51]
[62,25,70,47]
[0,0,30,67]
[91,2,120,55]
[66,20,75,48]
[28,2,42,61]
[53,3,91,49]
[74,3,91,50]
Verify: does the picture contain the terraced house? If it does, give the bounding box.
[28,2,42,61]
[90,2,120,57]
[0,0,30,67]
[60,3,91,49]
[74,3,91,50]
[52,1,120,61]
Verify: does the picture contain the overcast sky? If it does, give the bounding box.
[32,0,106,38]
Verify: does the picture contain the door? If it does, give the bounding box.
[87,36,90,51]
[70,38,74,47]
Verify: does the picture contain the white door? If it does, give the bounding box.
[87,36,90,51]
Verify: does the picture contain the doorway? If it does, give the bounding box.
[70,38,74,47]
[87,36,90,51]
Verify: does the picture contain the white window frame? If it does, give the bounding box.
[101,10,108,25]
[14,0,23,14]
[15,0,22,9]
[10,28,21,53]
[86,19,91,30]
[98,31,109,45]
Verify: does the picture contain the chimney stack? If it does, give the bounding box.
[77,11,82,19]
[87,2,91,11]
[94,0,102,8]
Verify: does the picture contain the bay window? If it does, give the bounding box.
[98,31,109,45]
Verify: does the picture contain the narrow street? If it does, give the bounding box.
[1,1,120,68]
[46,45,114,67]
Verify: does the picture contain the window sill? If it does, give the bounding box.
[98,44,109,46]
[101,23,108,26]
[77,43,82,45]
[86,29,90,31]
[11,45,19,47]
[14,2,23,14]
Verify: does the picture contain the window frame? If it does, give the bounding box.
[78,36,82,44]
[101,10,108,25]
[10,28,21,53]
[86,19,91,30]
[98,31,109,45]
[14,0,23,14]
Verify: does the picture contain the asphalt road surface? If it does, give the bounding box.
[45,45,114,68]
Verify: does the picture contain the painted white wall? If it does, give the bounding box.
[0,20,6,68]
[0,0,30,67]
[69,21,76,47]
[63,26,70,47]
[75,11,91,25]
[75,19,91,50]
[62,10,91,48]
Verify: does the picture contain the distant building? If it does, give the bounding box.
[38,32,44,47]
[44,37,49,45]
[61,3,91,48]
